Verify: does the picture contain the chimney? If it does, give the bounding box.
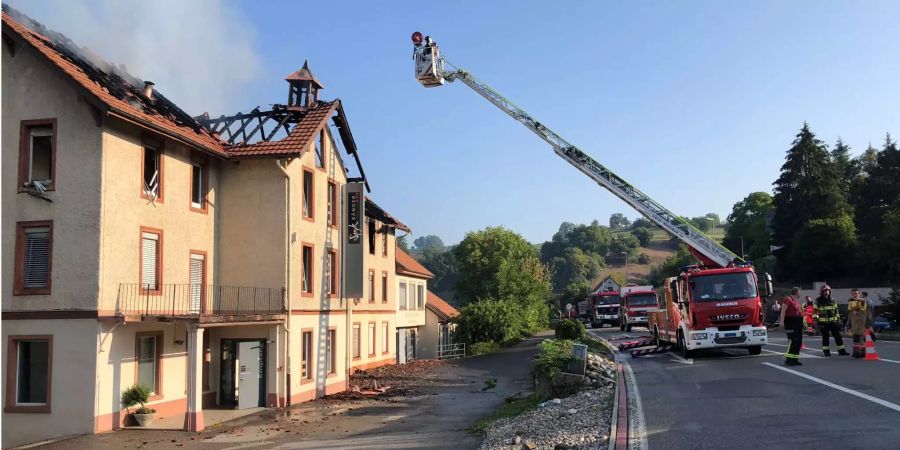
[143,81,155,100]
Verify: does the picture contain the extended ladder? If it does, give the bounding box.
[412,34,739,268]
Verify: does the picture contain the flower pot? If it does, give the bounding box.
[133,413,157,427]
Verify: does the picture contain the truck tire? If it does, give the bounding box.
[748,345,762,355]
[678,332,695,358]
[652,326,661,347]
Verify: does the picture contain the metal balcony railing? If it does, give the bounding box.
[116,283,285,319]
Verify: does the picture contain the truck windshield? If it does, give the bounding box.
[627,294,658,306]
[597,295,620,305]
[690,272,757,302]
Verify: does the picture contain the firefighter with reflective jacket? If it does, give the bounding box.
[814,284,849,356]
[780,287,804,366]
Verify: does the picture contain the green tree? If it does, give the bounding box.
[631,217,654,229]
[690,216,712,232]
[831,138,858,197]
[647,245,697,286]
[704,213,721,226]
[855,135,900,279]
[772,123,851,273]
[561,280,591,309]
[396,236,410,253]
[724,192,773,260]
[632,227,653,247]
[413,235,445,254]
[453,227,545,302]
[420,250,459,293]
[609,213,630,230]
[609,233,639,258]
[880,199,900,283]
[788,214,857,280]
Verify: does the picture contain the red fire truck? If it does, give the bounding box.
[619,286,658,332]
[649,264,773,357]
[588,291,621,328]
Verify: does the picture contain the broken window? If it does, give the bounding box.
[18,121,55,191]
[303,170,314,219]
[190,164,205,210]
[368,220,376,255]
[142,146,161,198]
[315,130,325,169]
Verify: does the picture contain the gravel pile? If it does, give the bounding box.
[480,353,617,450]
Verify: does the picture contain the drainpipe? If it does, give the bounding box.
[275,160,292,407]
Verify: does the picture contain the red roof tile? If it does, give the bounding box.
[225,101,339,158]
[2,9,226,157]
[395,249,433,279]
[426,290,458,321]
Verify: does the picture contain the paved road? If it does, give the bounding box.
[590,326,900,450]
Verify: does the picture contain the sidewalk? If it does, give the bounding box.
[33,332,550,450]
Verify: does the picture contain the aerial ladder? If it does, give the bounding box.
[410,32,740,268]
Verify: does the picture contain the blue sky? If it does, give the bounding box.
[10,0,899,245]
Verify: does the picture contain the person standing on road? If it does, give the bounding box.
[803,297,816,335]
[814,284,849,356]
[770,300,782,327]
[863,291,877,342]
[780,287,804,366]
[848,289,874,358]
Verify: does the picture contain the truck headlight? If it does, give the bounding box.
[690,332,708,340]
[752,329,766,337]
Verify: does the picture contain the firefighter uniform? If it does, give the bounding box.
[814,287,848,356]
[782,295,803,366]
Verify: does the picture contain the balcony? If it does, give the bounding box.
[115,283,286,323]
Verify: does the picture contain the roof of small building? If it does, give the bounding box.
[2,6,226,157]
[395,249,433,279]
[224,100,339,158]
[285,60,324,88]
[426,290,458,321]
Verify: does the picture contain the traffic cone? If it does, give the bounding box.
[864,329,879,361]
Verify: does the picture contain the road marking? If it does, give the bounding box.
[761,348,822,359]
[669,353,693,365]
[763,362,900,413]
[878,358,900,364]
[622,357,649,450]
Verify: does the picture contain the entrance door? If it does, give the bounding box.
[189,253,205,314]
[397,330,407,364]
[237,341,262,409]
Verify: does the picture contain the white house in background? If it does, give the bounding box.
[394,249,431,363]
[419,290,459,359]
[593,276,621,294]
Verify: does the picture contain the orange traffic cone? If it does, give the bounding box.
[864,329,879,361]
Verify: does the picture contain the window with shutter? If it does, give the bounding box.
[189,253,205,313]
[140,230,161,292]
[14,221,52,295]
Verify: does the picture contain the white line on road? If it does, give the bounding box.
[761,348,823,359]
[877,358,900,364]
[668,353,693,365]
[763,362,900,413]
[622,357,649,450]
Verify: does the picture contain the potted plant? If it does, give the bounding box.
[121,384,157,427]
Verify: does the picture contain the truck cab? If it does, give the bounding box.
[649,265,771,357]
[590,292,621,328]
[619,286,658,332]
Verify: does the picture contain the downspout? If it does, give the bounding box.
[276,160,292,407]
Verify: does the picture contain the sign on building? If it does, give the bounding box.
[344,182,365,298]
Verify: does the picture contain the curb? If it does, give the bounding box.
[595,334,626,450]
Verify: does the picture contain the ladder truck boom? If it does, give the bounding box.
[411,31,740,268]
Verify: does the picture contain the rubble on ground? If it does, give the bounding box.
[326,359,445,400]
[480,353,616,450]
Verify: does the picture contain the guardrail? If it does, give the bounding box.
[437,343,465,359]
[116,283,285,318]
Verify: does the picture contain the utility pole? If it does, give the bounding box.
[740,235,745,260]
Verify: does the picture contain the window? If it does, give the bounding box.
[140,228,162,293]
[381,272,388,303]
[190,163,207,211]
[18,119,55,191]
[417,285,425,310]
[368,323,376,356]
[142,145,163,200]
[368,270,375,303]
[5,336,52,412]
[382,232,388,257]
[14,221,52,295]
[326,250,337,297]
[352,323,361,359]
[301,331,312,381]
[315,130,325,169]
[136,333,161,398]
[302,169,314,220]
[399,282,407,311]
[189,252,206,314]
[368,220,376,255]
[327,181,337,227]
[326,329,336,374]
[382,322,389,354]
[301,244,313,297]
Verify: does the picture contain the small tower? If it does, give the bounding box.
[285,60,324,109]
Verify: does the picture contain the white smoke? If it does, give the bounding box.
[6,0,261,116]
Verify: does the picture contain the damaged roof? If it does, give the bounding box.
[225,100,339,158]
[426,291,459,321]
[366,198,410,233]
[395,249,433,279]
[1,6,226,157]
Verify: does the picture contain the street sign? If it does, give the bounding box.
[344,182,365,298]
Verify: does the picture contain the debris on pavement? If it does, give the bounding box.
[326,359,445,400]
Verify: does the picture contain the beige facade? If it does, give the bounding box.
[2,10,414,447]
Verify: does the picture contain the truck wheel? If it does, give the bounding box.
[748,346,762,355]
[652,326,661,347]
[678,332,695,358]
[626,324,632,333]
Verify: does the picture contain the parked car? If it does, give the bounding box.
[873,315,894,332]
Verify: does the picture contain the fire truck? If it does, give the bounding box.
[410,33,774,356]
[588,291,621,328]
[619,286,658,332]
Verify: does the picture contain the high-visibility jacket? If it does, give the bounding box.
[814,296,840,323]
